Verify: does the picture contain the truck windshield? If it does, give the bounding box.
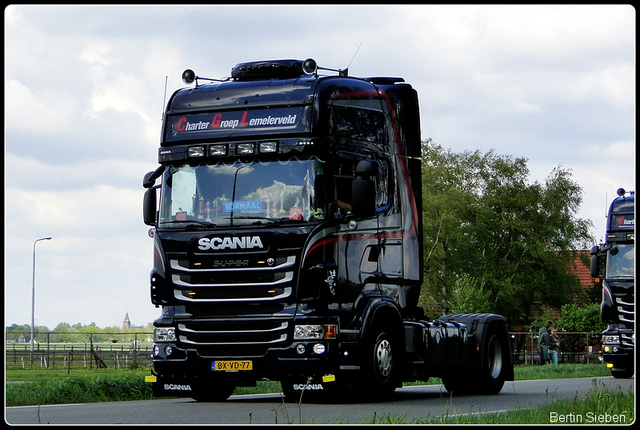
[605,244,635,279]
[159,156,326,227]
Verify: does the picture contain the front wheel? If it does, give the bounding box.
[610,366,634,379]
[360,324,400,399]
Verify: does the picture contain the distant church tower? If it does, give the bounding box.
[122,313,132,330]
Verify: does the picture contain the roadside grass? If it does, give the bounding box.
[5,364,628,418]
[405,379,634,425]
[6,371,155,406]
[356,382,634,425]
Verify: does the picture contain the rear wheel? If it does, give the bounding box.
[478,328,507,395]
[442,324,507,395]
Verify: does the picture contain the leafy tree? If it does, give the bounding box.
[556,303,606,333]
[420,140,595,328]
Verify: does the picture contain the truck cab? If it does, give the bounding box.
[143,59,512,400]
[591,188,634,378]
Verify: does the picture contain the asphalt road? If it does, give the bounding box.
[5,376,634,425]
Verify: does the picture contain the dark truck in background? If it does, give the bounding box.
[142,58,513,401]
[591,188,635,379]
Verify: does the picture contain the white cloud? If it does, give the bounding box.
[5,80,81,134]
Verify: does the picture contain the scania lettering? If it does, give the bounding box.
[293,384,324,391]
[198,236,264,250]
[164,384,192,391]
[590,188,634,379]
[143,58,514,401]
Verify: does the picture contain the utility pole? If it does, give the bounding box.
[31,237,52,365]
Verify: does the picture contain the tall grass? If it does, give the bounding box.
[4,363,621,408]
[413,379,634,425]
[7,373,154,406]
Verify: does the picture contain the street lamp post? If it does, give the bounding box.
[30,237,52,365]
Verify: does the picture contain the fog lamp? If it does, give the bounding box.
[296,344,306,354]
[313,344,326,354]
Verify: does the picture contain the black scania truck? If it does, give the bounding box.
[591,188,635,379]
[142,59,513,401]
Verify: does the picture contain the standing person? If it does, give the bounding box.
[549,327,560,364]
[537,321,552,365]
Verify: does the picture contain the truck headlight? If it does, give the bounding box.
[294,324,323,339]
[603,335,620,344]
[154,327,176,342]
[294,324,337,340]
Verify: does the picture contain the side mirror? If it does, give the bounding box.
[143,188,157,226]
[590,255,600,278]
[351,160,378,217]
[143,166,164,189]
[589,245,599,256]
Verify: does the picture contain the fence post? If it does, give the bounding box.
[586,333,590,364]
[46,332,50,369]
[132,333,138,369]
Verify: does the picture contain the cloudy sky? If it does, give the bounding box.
[4,5,635,330]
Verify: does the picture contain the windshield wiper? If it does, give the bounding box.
[228,216,305,225]
[162,220,219,228]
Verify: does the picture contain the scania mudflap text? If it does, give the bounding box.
[142,58,514,401]
[590,188,635,379]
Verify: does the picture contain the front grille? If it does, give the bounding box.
[177,318,290,357]
[621,333,634,348]
[169,255,295,302]
[611,284,634,328]
[168,252,298,355]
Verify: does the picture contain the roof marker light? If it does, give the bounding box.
[236,143,255,155]
[259,141,278,153]
[188,146,205,157]
[210,145,227,156]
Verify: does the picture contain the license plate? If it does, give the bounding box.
[212,360,253,371]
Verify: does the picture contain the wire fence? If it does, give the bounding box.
[5,332,154,370]
[6,330,605,371]
[509,331,604,365]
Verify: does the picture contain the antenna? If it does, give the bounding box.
[347,41,363,71]
[161,76,168,120]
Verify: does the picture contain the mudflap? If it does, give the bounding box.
[146,372,196,398]
[146,371,237,401]
[280,373,341,402]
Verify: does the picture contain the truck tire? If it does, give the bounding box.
[442,323,508,395]
[360,323,399,399]
[611,368,634,379]
[477,325,507,395]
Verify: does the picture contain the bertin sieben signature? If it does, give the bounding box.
[549,411,628,424]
